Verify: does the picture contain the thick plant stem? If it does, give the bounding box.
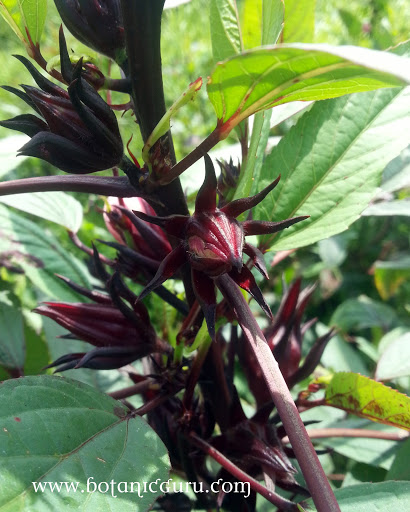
[120,0,195,305]
[119,0,185,216]
[216,274,341,512]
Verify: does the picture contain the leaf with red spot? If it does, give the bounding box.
[308,372,410,431]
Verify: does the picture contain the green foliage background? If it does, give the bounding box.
[0,0,409,509]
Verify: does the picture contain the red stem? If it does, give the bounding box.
[216,274,340,512]
[282,428,409,444]
[156,127,222,185]
[0,175,138,197]
[68,232,114,266]
[187,432,298,511]
[109,379,156,400]
[132,391,175,417]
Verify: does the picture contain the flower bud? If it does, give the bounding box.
[211,390,301,493]
[35,302,146,347]
[217,157,240,203]
[103,197,171,261]
[54,0,125,60]
[34,300,169,371]
[0,56,123,173]
[238,280,334,406]
[134,155,307,337]
[186,212,244,277]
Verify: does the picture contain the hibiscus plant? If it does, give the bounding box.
[0,1,409,511]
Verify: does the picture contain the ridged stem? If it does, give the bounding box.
[120,0,195,306]
[216,274,341,512]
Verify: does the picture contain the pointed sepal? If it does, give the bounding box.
[243,243,268,279]
[287,329,335,388]
[68,76,121,157]
[59,25,73,83]
[132,210,189,239]
[18,132,108,173]
[138,244,187,301]
[0,114,48,137]
[242,216,309,236]
[221,175,281,218]
[229,266,272,319]
[195,154,217,213]
[119,207,172,257]
[191,269,216,338]
[13,54,68,98]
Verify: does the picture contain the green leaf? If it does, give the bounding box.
[320,431,399,471]
[261,0,284,45]
[268,99,314,128]
[342,463,387,487]
[207,44,410,136]
[338,9,363,40]
[0,375,169,511]
[376,333,410,382]
[380,145,410,193]
[210,0,242,62]
[232,1,283,201]
[0,0,47,47]
[283,0,316,43]
[0,204,91,301]
[232,110,272,201]
[254,86,410,250]
[0,299,25,370]
[315,372,410,431]
[330,296,397,332]
[317,235,348,268]
[242,0,284,49]
[0,192,83,232]
[386,438,410,481]
[362,200,410,217]
[23,323,49,376]
[320,332,369,376]
[309,418,401,470]
[373,256,410,300]
[378,327,409,356]
[305,481,410,511]
[0,135,29,180]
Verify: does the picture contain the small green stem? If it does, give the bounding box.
[182,322,213,410]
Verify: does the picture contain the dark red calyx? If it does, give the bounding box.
[186,211,244,277]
